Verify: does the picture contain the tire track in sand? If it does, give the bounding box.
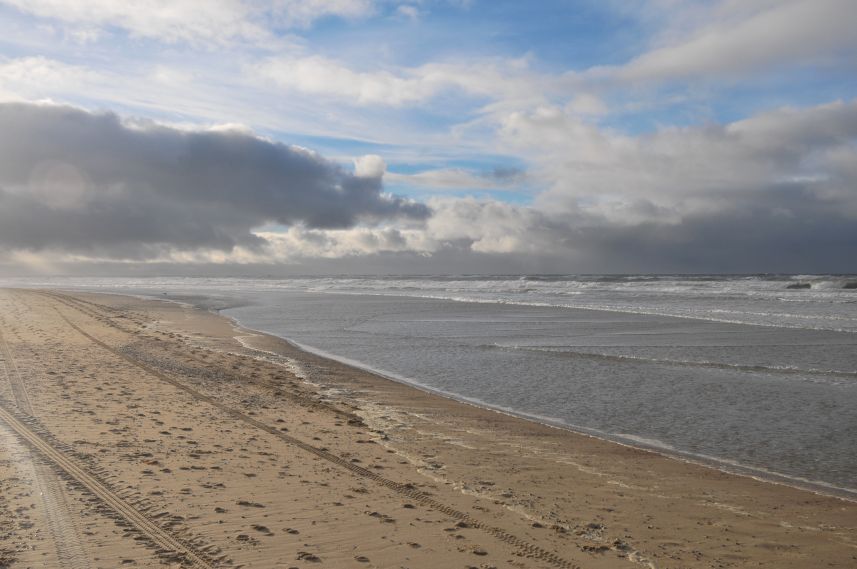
[0,296,217,569]
[46,290,580,569]
[0,400,215,569]
[0,321,92,569]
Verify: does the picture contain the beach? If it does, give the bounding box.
[0,288,855,568]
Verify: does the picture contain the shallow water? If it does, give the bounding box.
[7,274,857,495]
[224,291,857,495]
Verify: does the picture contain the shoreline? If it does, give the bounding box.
[231,312,857,503]
[2,288,855,568]
[89,287,857,502]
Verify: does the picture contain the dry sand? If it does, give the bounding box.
[0,287,854,569]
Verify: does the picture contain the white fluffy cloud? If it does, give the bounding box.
[0,56,98,100]
[594,0,857,83]
[497,99,857,225]
[353,154,386,178]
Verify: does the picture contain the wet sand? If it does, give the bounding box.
[0,288,854,568]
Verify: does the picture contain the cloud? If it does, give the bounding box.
[0,56,413,146]
[2,98,855,274]
[564,94,608,116]
[0,56,99,100]
[272,0,374,28]
[256,225,430,260]
[259,98,857,272]
[422,197,560,254]
[497,99,857,224]
[393,184,856,273]
[385,166,525,191]
[0,102,427,260]
[386,98,857,272]
[253,55,550,107]
[395,4,422,21]
[2,96,855,274]
[593,0,857,84]
[353,154,386,178]
[1,3,855,275]
[0,0,374,47]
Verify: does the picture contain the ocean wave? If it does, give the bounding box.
[4,274,857,332]
[492,344,857,381]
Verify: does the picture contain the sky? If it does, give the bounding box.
[0,0,856,275]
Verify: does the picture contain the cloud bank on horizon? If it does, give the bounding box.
[0,0,855,274]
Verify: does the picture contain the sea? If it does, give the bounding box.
[5,274,857,498]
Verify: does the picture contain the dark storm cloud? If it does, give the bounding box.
[0,102,428,257]
[2,101,855,274]
[412,176,857,274]
[569,185,857,273]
